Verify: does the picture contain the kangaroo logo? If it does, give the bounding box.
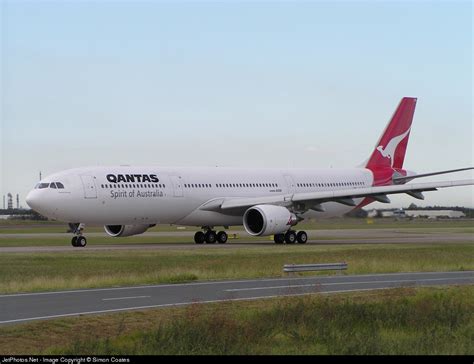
[376,128,411,167]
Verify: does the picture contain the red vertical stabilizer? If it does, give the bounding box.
[366,97,417,171]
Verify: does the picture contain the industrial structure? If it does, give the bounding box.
[7,193,13,210]
[368,209,466,219]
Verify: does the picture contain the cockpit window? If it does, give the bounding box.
[38,183,50,189]
[50,183,57,189]
[55,182,65,189]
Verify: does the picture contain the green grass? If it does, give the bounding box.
[0,243,472,294]
[2,286,472,355]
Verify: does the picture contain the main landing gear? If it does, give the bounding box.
[70,223,87,247]
[273,230,308,244]
[194,228,228,244]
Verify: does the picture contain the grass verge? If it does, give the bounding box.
[0,243,472,294]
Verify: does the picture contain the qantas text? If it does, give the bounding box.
[106,174,159,183]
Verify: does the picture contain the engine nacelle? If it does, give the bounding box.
[243,205,297,236]
[104,224,154,237]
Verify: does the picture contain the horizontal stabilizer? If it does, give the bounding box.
[393,167,473,183]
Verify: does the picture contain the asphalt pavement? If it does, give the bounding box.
[1,270,472,326]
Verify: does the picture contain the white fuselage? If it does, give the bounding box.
[26,166,374,227]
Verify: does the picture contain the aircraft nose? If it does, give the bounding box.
[26,189,41,211]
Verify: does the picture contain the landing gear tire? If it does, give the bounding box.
[194,231,205,244]
[274,234,285,244]
[205,231,217,244]
[285,230,297,244]
[71,236,78,247]
[296,231,308,244]
[217,231,228,244]
[76,236,87,247]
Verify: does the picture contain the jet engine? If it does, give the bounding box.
[243,205,297,236]
[104,224,155,237]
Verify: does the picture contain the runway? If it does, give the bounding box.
[1,271,472,325]
[0,228,472,253]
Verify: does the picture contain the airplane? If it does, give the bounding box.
[26,97,473,247]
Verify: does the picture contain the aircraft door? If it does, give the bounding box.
[170,175,183,197]
[80,175,97,199]
[284,174,296,194]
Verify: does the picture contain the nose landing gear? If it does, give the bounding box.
[70,223,87,247]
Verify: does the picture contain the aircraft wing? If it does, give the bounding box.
[213,179,474,212]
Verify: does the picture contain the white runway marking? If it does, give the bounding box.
[102,295,151,301]
[224,277,474,292]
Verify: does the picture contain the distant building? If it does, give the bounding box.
[405,210,465,219]
[369,209,466,219]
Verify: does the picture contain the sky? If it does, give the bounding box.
[1,0,473,209]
